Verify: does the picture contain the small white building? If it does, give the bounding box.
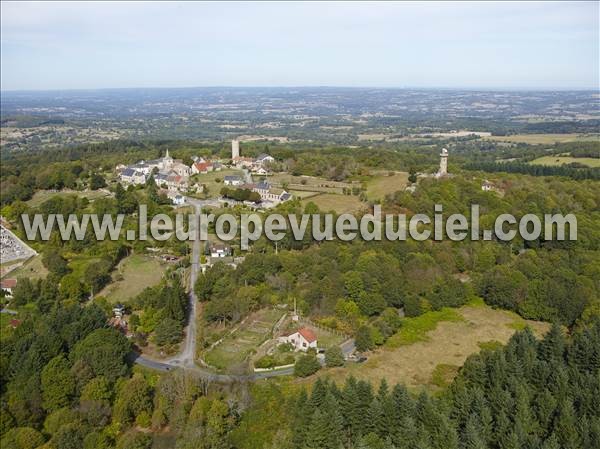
[113,304,125,318]
[482,180,494,191]
[255,153,275,166]
[172,194,185,205]
[279,327,318,351]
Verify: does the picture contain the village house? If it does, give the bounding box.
[113,304,126,318]
[191,161,213,175]
[279,327,318,351]
[252,181,291,204]
[0,279,17,297]
[120,168,147,185]
[255,153,275,166]
[224,175,244,186]
[210,243,232,258]
[482,180,494,191]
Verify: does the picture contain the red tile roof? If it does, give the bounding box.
[298,327,317,343]
[0,279,17,289]
[194,162,210,171]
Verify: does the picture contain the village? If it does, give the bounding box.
[116,139,291,208]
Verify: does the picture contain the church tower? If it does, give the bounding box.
[163,148,174,169]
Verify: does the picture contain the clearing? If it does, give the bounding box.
[366,171,409,201]
[203,308,285,373]
[97,254,167,303]
[313,302,550,392]
[483,133,600,145]
[301,193,365,214]
[529,156,600,168]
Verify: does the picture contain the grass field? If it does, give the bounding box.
[366,171,409,201]
[26,189,111,208]
[484,133,600,145]
[288,190,320,199]
[203,308,284,373]
[98,254,166,303]
[314,303,550,391]
[3,256,48,281]
[529,156,600,168]
[301,193,365,214]
[269,174,353,194]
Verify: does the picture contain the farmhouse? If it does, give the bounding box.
[279,327,318,351]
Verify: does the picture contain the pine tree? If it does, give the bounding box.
[554,399,582,449]
[539,323,566,364]
[462,415,487,449]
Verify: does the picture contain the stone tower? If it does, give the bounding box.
[438,147,448,176]
[231,139,240,159]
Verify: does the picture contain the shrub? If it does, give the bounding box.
[255,355,276,369]
[294,354,320,377]
[325,346,344,367]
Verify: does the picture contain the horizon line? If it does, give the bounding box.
[1,84,599,94]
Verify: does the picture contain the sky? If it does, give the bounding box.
[1,1,598,91]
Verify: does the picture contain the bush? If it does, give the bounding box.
[355,325,375,352]
[255,355,276,369]
[325,346,344,367]
[294,354,320,377]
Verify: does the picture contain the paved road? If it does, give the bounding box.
[163,199,202,368]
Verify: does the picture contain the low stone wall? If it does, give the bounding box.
[253,363,295,373]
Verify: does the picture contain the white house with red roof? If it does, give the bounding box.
[279,327,318,351]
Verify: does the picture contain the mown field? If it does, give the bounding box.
[97,254,167,304]
[366,171,409,201]
[3,255,48,281]
[529,156,600,168]
[483,133,600,144]
[311,300,550,392]
[301,193,365,214]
